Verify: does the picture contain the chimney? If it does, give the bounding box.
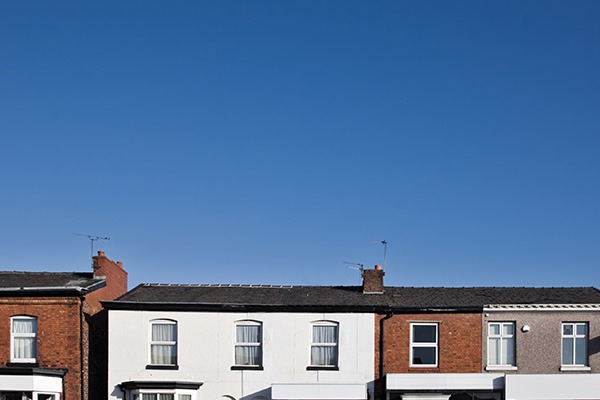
[362,265,385,294]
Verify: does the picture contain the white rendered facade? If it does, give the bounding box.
[108,310,375,400]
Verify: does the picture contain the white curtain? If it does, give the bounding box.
[311,325,337,366]
[151,323,176,365]
[235,325,261,365]
[12,318,36,359]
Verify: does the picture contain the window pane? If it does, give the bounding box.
[159,395,174,400]
[563,324,573,335]
[489,324,500,336]
[313,325,337,343]
[151,344,177,365]
[503,323,514,336]
[562,338,573,364]
[237,325,260,343]
[412,347,436,365]
[235,345,261,365]
[179,396,191,400]
[413,325,436,343]
[13,337,36,359]
[13,319,35,333]
[142,395,155,400]
[575,338,586,365]
[503,337,515,365]
[311,345,337,366]
[488,337,500,365]
[152,323,176,341]
[577,324,587,336]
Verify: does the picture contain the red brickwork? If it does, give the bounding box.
[374,312,482,399]
[0,297,83,400]
[85,251,128,315]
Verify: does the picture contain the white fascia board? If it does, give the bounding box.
[505,374,600,400]
[386,373,504,391]
[272,383,367,400]
[484,304,600,312]
[0,375,62,392]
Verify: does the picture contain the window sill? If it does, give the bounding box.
[6,362,39,368]
[146,364,179,370]
[560,365,591,372]
[231,365,264,371]
[307,366,339,371]
[486,365,518,371]
[409,365,439,369]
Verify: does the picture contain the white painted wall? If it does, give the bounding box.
[108,310,375,400]
[505,374,600,400]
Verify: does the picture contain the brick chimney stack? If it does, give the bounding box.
[86,250,128,313]
[362,264,385,294]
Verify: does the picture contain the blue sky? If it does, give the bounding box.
[1,1,599,289]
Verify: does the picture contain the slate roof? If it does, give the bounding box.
[0,271,105,295]
[103,284,600,312]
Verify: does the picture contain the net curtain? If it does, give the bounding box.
[311,324,338,366]
[12,317,37,360]
[235,324,261,365]
[151,322,177,365]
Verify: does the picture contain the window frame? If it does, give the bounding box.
[308,320,339,369]
[233,320,263,368]
[561,322,588,368]
[487,321,516,368]
[410,322,438,368]
[131,390,194,400]
[11,315,38,363]
[148,319,178,368]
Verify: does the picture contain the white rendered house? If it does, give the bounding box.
[105,283,377,400]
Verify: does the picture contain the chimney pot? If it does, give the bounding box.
[116,261,123,268]
[375,264,382,270]
[98,251,105,257]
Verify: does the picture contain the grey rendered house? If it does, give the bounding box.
[481,287,600,400]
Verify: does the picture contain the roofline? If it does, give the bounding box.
[101,300,483,314]
[0,280,106,296]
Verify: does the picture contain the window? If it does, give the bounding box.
[149,320,177,366]
[310,321,338,367]
[11,316,37,363]
[410,323,438,367]
[562,322,588,367]
[488,322,515,367]
[234,321,262,367]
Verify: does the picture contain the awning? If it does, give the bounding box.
[272,383,367,400]
[505,374,600,400]
[386,373,505,391]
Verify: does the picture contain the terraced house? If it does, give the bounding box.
[0,251,127,400]
[104,266,600,400]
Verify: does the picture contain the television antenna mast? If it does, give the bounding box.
[343,261,364,284]
[371,240,387,272]
[73,233,110,263]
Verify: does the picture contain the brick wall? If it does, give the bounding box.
[85,251,128,315]
[0,297,83,400]
[374,312,482,399]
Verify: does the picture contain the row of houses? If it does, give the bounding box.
[2,252,600,400]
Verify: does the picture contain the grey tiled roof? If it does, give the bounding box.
[105,284,600,312]
[0,271,105,294]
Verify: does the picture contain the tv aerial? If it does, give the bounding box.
[73,233,110,263]
[343,261,364,283]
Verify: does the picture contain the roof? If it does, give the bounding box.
[0,271,106,295]
[103,284,600,312]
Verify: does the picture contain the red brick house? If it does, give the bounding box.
[0,251,127,400]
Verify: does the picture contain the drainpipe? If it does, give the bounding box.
[80,296,85,400]
[379,310,394,399]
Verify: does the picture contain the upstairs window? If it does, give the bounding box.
[410,323,438,367]
[562,322,588,367]
[11,316,37,363]
[234,321,262,367]
[310,321,338,367]
[149,320,177,366]
[488,322,515,367]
